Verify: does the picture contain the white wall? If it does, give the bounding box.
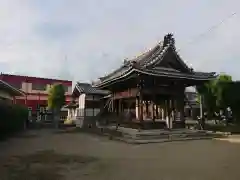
[79,94,85,109]
[76,94,86,116]
[21,82,72,95]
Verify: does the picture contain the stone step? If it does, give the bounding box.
[120,131,224,142]
[113,136,215,144]
[123,132,213,139]
[103,127,228,144]
[134,132,207,138]
[127,130,206,136]
[123,134,169,140]
[125,134,214,141]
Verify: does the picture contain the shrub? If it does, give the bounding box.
[0,101,28,139]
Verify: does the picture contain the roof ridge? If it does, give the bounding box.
[1,73,72,82]
[77,82,91,85]
[153,66,181,72]
[143,43,171,67]
[129,41,162,63]
[98,35,170,82]
[0,80,25,95]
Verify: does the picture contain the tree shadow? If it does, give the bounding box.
[0,150,98,180]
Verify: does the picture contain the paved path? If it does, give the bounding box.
[217,135,240,143]
[1,129,240,180]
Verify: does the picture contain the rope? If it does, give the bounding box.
[177,12,237,53]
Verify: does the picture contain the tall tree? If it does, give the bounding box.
[223,81,240,122]
[48,83,66,128]
[214,74,232,109]
[196,73,232,118]
[196,80,217,118]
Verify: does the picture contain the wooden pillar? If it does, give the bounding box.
[156,104,159,119]
[135,97,139,120]
[146,100,149,118]
[152,93,156,120]
[176,92,185,128]
[111,95,114,113]
[169,98,173,129]
[168,98,171,129]
[161,100,164,120]
[139,92,143,122]
[164,99,166,120]
[165,99,169,128]
[118,99,121,114]
[152,101,155,120]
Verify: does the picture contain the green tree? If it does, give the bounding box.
[196,73,232,119]
[214,74,232,109]
[223,81,240,122]
[196,80,217,118]
[47,83,66,128]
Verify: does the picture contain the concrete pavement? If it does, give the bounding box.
[216,135,240,143]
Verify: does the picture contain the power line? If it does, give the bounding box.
[177,12,237,52]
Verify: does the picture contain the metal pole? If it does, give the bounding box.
[200,95,203,119]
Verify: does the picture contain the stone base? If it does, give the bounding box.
[104,126,226,144]
[105,121,185,130]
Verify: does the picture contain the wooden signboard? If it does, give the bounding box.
[113,88,138,99]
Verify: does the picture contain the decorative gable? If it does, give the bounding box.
[152,47,191,73]
[95,33,216,88]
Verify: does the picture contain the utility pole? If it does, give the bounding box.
[199,95,203,119]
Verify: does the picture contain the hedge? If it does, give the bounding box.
[0,101,28,139]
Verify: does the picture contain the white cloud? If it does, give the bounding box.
[0,0,239,82]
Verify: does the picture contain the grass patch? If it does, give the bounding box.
[0,150,97,180]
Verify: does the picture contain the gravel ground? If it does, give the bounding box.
[1,129,240,180]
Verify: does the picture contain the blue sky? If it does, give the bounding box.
[0,0,239,82]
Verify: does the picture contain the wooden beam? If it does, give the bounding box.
[113,88,138,99]
[143,86,181,95]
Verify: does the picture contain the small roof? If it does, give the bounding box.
[63,101,78,108]
[101,94,112,99]
[72,82,110,97]
[0,80,25,96]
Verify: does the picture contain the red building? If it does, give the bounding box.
[0,73,72,120]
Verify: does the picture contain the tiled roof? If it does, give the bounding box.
[0,80,25,96]
[95,34,216,87]
[63,101,78,108]
[134,68,216,80]
[76,82,109,95]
